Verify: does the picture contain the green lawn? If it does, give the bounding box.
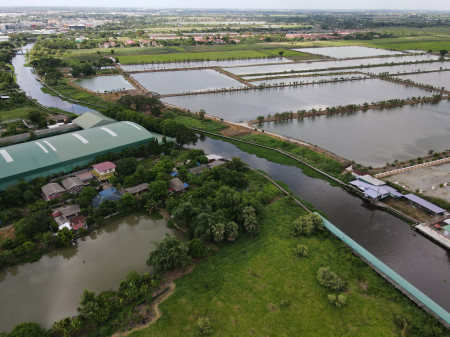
[129,197,443,336]
[172,115,226,133]
[0,106,35,122]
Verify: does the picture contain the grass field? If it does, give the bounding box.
[0,106,37,122]
[171,115,227,133]
[41,78,108,110]
[129,197,444,336]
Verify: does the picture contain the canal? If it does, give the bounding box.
[0,214,185,331]
[12,44,95,115]
[190,136,450,312]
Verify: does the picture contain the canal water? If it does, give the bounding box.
[12,44,96,115]
[0,214,185,332]
[190,136,450,312]
[293,46,405,59]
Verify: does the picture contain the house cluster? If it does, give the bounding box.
[52,204,86,231]
[41,161,116,201]
[350,175,447,216]
[188,154,226,175]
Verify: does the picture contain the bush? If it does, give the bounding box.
[291,213,323,237]
[189,238,210,259]
[8,322,50,337]
[146,234,192,273]
[196,317,213,335]
[292,244,308,257]
[327,294,347,308]
[317,267,345,291]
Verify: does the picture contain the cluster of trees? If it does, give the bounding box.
[30,57,64,85]
[102,104,198,147]
[50,271,159,336]
[70,63,96,78]
[291,213,324,237]
[0,42,14,64]
[117,95,164,115]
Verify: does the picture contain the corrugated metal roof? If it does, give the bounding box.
[0,121,156,189]
[404,194,446,214]
[73,111,115,129]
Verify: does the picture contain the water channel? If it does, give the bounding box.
[191,136,450,312]
[12,44,97,115]
[0,214,185,332]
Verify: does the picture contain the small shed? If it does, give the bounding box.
[76,171,94,183]
[207,160,225,170]
[124,183,149,196]
[404,194,446,215]
[189,164,208,175]
[169,178,188,193]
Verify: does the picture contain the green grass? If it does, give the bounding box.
[0,106,37,122]
[41,78,109,110]
[129,197,443,336]
[172,115,226,133]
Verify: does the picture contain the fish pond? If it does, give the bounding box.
[225,54,440,76]
[251,73,368,86]
[259,100,450,167]
[162,78,432,121]
[293,46,405,59]
[395,71,450,90]
[132,69,247,95]
[120,57,292,72]
[74,75,135,93]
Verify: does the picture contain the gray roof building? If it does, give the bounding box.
[42,182,65,197]
[189,164,208,175]
[169,178,187,193]
[124,183,149,195]
[62,176,84,191]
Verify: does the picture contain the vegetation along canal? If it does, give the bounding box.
[190,136,450,312]
[0,214,185,331]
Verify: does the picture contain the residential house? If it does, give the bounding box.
[42,183,65,201]
[91,161,116,181]
[92,187,123,208]
[122,183,148,196]
[76,171,94,183]
[62,177,84,194]
[189,164,208,175]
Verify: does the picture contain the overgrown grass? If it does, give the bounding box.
[172,115,226,133]
[129,197,444,336]
[41,78,108,110]
[0,106,39,122]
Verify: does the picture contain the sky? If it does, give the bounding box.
[0,0,449,11]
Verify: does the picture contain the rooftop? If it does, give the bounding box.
[72,111,115,129]
[404,194,446,214]
[357,175,385,187]
[124,183,148,195]
[62,176,83,190]
[42,182,65,196]
[52,204,81,218]
[169,177,187,192]
[92,161,116,172]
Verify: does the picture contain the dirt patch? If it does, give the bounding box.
[221,124,254,137]
[0,225,15,240]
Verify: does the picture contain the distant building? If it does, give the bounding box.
[42,182,65,201]
[62,177,84,194]
[207,160,225,170]
[91,161,116,181]
[189,164,208,175]
[72,111,115,130]
[122,183,148,196]
[403,194,446,215]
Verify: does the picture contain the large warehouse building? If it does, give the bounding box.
[0,120,161,190]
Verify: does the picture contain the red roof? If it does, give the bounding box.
[70,215,86,230]
[92,161,116,172]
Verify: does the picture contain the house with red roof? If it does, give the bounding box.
[91,161,116,181]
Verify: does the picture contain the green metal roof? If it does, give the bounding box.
[73,111,115,129]
[0,121,155,189]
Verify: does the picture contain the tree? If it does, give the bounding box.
[77,187,97,208]
[291,213,323,237]
[118,193,137,212]
[279,51,285,57]
[8,322,49,337]
[439,49,448,57]
[199,109,206,122]
[146,234,192,273]
[242,206,259,236]
[257,115,264,124]
[81,64,96,76]
[327,294,347,308]
[71,65,82,78]
[225,221,239,241]
[14,218,48,239]
[56,227,74,247]
[292,244,308,257]
[116,157,138,177]
[45,69,63,85]
[147,180,168,201]
[210,222,225,242]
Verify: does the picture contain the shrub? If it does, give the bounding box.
[147,234,192,273]
[189,238,210,259]
[292,244,308,257]
[317,267,345,291]
[327,294,347,308]
[196,317,213,335]
[291,213,323,237]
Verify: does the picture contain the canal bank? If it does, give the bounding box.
[190,136,450,315]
